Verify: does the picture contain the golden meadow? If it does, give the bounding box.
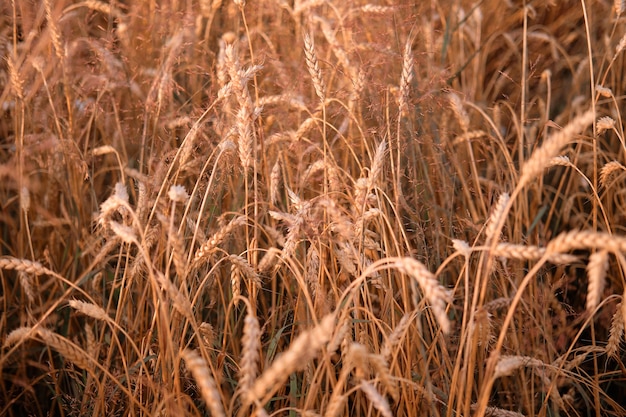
[1,0,626,416]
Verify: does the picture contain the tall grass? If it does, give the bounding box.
[1,0,626,416]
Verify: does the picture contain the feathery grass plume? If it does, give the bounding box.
[393,258,452,334]
[615,0,625,15]
[359,380,393,417]
[493,355,546,379]
[303,33,326,101]
[239,313,261,400]
[398,35,414,117]
[519,110,594,187]
[600,161,625,187]
[181,349,226,417]
[194,216,246,264]
[586,250,609,312]
[248,314,335,404]
[607,302,624,357]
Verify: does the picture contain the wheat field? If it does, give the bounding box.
[1,0,626,416]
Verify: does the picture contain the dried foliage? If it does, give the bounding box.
[1,1,626,416]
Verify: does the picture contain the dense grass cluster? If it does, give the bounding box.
[2,0,626,415]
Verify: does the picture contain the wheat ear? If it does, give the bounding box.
[607,302,624,358]
[303,33,326,101]
[393,258,452,334]
[586,250,609,312]
[239,313,261,401]
[519,110,595,187]
[248,314,335,404]
[181,349,226,417]
[359,380,393,417]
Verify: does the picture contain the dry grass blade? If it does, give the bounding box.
[181,349,226,417]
